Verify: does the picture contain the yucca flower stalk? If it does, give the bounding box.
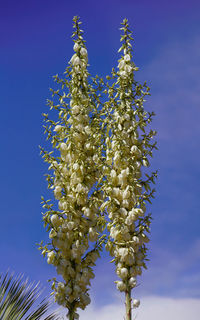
[0,271,59,320]
[39,16,105,320]
[40,16,157,320]
[102,19,157,320]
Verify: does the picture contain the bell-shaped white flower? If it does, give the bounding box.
[80,47,88,57]
[116,280,126,292]
[73,42,80,52]
[133,299,140,308]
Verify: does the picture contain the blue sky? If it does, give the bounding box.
[1,0,200,318]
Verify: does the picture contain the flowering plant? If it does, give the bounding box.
[39,16,157,320]
[102,18,157,319]
[39,16,106,320]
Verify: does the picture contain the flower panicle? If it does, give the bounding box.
[40,17,157,320]
[101,19,157,316]
[40,17,105,320]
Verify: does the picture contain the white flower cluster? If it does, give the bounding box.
[103,26,154,311]
[105,105,148,297]
[42,21,103,319]
[118,53,132,79]
[70,43,88,75]
[40,17,156,320]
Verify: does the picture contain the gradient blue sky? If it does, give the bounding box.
[1,0,200,318]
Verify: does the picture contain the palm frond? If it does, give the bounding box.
[0,271,60,320]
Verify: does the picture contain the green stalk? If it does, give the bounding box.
[69,313,74,320]
[125,288,132,320]
[68,307,75,320]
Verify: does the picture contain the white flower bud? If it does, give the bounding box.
[124,64,132,73]
[70,54,77,64]
[132,236,140,245]
[73,42,80,52]
[93,154,99,162]
[124,54,131,62]
[54,125,62,132]
[118,60,125,70]
[54,186,62,200]
[120,267,128,279]
[73,163,79,171]
[139,233,150,243]
[134,208,144,217]
[80,47,88,57]
[113,187,121,199]
[121,199,129,208]
[73,67,80,75]
[129,277,137,288]
[51,214,61,227]
[47,250,55,264]
[76,183,84,193]
[110,227,120,240]
[57,282,65,292]
[122,168,129,177]
[85,142,91,150]
[118,208,127,218]
[131,145,141,156]
[118,248,129,260]
[116,280,126,292]
[135,161,141,169]
[133,299,140,308]
[73,56,81,66]
[83,207,92,217]
[49,228,57,239]
[110,169,117,179]
[125,214,135,226]
[60,143,68,153]
[123,187,130,199]
[119,70,127,78]
[143,159,149,167]
[85,125,91,135]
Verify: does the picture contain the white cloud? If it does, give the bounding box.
[76,296,200,320]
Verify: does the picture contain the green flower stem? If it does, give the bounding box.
[125,288,132,320]
[69,313,74,320]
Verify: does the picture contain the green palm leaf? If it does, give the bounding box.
[0,271,60,320]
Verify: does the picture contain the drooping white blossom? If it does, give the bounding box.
[133,298,140,308]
